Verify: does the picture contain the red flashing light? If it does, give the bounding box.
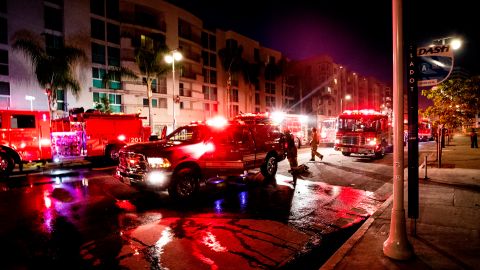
[206,116,228,128]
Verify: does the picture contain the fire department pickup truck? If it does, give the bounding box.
[115,114,287,200]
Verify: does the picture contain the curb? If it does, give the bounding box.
[319,185,394,270]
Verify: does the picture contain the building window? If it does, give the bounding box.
[213,103,218,113]
[0,49,8,76]
[44,5,63,32]
[201,32,208,48]
[107,23,120,44]
[56,89,65,111]
[106,0,119,20]
[204,103,210,111]
[91,18,105,40]
[202,86,209,100]
[230,89,238,102]
[0,81,10,95]
[93,92,122,112]
[92,67,106,88]
[90,0,105,16]
[266,96,275,107]
[255,93,260,105]
[231,105,239,116]
[265,82,276,94]
[91,43,105,64]
[0,18,7,44]
[159,98,167,108]
[45,34,63,54]
[209,70,217,84]
[107,46,120,67]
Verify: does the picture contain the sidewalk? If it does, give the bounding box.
[321,133,480,270]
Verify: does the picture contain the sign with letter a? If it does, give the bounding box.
[417,45,454,87]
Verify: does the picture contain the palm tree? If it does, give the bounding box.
[135,45,170,128]
[101,66,138,90]
[11,30,86,120]
[242,62,261,110]
[218,45,245,116]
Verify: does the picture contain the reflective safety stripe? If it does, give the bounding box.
[243,154,256,162]
[205,161,244,169]
[255,153,267,160]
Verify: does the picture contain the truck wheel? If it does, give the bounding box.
[374,147,385,159]
[168,167,200,200]
[342,152,351,156]
[105,145,121,163]
[261,155,278,178]
[0,152,14,178]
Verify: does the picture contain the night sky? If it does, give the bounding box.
[168,0,478,108]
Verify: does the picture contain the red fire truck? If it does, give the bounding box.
[334,110,390,159]
[1,109,150,177]
[270,112,309,148]
[418,118,434,142]
[319,117,337,146]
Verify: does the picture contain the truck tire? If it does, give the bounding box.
[261,155,278,178]
[0,152,14,178]
[374,147,385,159]
[105,145,121,163]
[168,167,200,200]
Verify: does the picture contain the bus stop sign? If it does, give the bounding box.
[417,45,454,87]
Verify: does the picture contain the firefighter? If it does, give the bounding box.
[284,129,298,185]
[310,127,324,161]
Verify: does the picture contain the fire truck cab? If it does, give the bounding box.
[1,110,52,176]
[334,110,390,159]
[115,114,286,200]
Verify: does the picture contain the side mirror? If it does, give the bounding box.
[149,135,159,141]
[160,126,167,140]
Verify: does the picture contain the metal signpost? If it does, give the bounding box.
[408,44,454,221]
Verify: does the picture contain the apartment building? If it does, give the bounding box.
[291,54,392,121]
[1,0,391,134]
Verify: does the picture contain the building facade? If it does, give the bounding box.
[1,0,391,134]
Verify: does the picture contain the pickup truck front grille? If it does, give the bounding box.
[118,152,148,175]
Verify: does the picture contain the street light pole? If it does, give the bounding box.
[165,50,182,131]
[25,95,35,111]
[383,0,413,260]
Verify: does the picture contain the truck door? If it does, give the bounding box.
[234,127,256,169]
[8,112,42,161]
[204,126,245,175]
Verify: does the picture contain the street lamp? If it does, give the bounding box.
[164,50,183,131]
[25,95,35,111]
[431,36,462,50]
[340,94,351,112]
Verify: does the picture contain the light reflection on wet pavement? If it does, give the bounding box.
[0,167,383,269]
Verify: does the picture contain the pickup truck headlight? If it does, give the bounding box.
[147,157,171,169]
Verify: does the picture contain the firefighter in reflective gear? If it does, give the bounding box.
[284,129,298,185]
[310,127,324,161]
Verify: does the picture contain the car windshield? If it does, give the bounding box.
[166,126,205,143]
[338,117,382,132]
